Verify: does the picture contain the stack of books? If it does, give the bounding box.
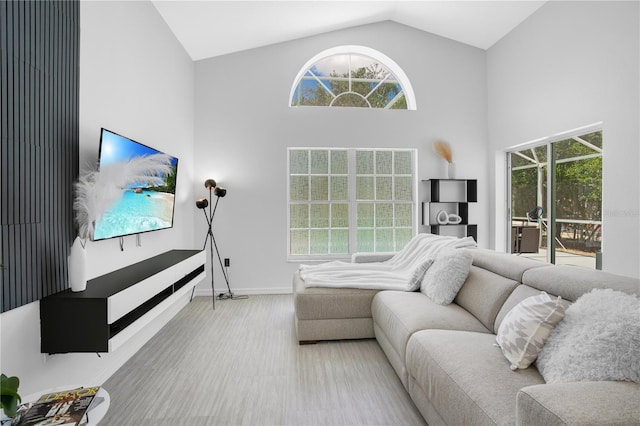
[14,386,102,426]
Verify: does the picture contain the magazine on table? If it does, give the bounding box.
[15,386,100,426]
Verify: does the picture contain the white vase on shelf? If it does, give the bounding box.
[447,162,456,179]
[68,236,87,292]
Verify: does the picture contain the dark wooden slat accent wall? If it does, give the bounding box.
[0,1,79,312]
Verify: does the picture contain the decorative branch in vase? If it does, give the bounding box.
[433,140,455,179]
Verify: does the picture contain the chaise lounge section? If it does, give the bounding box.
[293,281,379,344]
[294,245,640,425]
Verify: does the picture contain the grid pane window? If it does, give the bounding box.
[395,176,413,201]
[356,176,374,200]
[376,151,393,174]
[331,204,349,227]
[310,176,328,200]
[290,176,308,201]
[310,204,329,228]
[330,229,349,254]
[290,204,308,228]
[357,203,374,227]
[290,230,308,255]
[357,229,375,252]
[376,203,393,227]
[395,204,412,227]
[310,150,328,174]
[376,177,393,200]
[376,229,395,252]
[289,148,415,258]
[290,150,308,173]
[394,151,412,174]
[356,151,374,174]
[310,230,329,254]
[331,150,348,174]
[330,176,348,200]
[355,149,415,253]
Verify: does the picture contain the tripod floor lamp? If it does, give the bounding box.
[196,179,242,309]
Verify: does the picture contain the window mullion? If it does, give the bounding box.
[391,151,396,251]
[309,69,336,99]
[373,150,377,252]
[327,149,332,254]
[348,54,352,93]
[365,74,390,100]
[307,149,312,255]
[385,90,405,109]
[348,150,357,254]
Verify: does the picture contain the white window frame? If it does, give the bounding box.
[289,45,417,110]
[287,147,418,261]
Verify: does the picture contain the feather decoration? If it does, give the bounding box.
[73,153,173,240]
[73,168,99,241]
[433,140,453,164]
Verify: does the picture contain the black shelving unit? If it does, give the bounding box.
[421,179,477,241]
[40,250,205,354]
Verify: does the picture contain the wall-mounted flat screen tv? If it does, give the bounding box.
[93,128,179,241]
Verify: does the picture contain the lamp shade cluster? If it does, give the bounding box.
[196,179,227,210]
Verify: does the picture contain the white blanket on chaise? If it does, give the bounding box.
[298,233,476,291]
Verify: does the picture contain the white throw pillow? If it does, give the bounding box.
[420,249,472,305]
[496,292,565,371]
[536,288,640,384]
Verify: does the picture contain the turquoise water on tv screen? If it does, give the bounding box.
[93,190,175,240]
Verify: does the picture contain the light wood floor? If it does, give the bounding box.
[101,295,426,425]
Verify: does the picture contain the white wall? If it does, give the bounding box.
[0,0,196,396]
[487,1,640,278]
[79,1,196,276]
[193,21,489,295]
[7,0,635,397]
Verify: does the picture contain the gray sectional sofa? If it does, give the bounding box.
[293,247,640,425]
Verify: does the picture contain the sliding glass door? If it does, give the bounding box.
[508,130,602,269]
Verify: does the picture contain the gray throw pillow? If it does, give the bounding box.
[420,249,472,305]
[536,288,640,384]
[496,292,565,370]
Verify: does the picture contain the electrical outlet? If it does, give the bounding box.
[224,258,230,267]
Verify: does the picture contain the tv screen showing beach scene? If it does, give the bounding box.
[93,128,179,241]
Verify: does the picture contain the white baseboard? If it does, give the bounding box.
[193,286,292,296]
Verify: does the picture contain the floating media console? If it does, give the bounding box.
[40,250,205,354]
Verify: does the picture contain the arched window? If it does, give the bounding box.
[290,46,416,110]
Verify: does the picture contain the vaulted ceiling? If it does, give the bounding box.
[152,1,547,61]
